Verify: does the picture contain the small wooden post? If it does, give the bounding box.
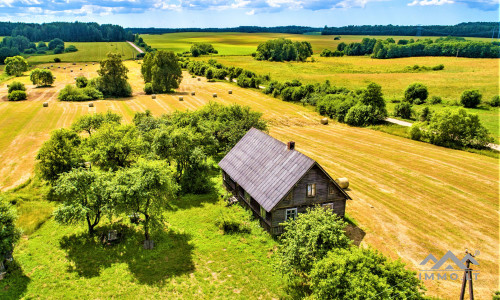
[459,250,475,300]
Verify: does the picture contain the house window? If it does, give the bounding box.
[307,184,316,197]
[285,208,297,221]
[329,183,335,195]
[260,206,266,219]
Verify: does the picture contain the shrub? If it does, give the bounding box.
[23,48,35,54]
[419,107,432,122]
[54,57,61,63]
[30,68,54,87]
[393,102,413,119]
[414,98,425,105]
[81,86,103,100]
[8,81,25,93]
[53,46,64,54]
[345,104,378,126]
[410,125,422,141]
[75,76,88,88]
[58,85,89,101]
[460,89,482,108]
[144,82,154,94]
[432,64,444,70]
[430,96,442,104]
[7,90,27,101]
[489,95,500,107]
[65,45,78,52]
[0,198,22,258]
[404,83,428,103]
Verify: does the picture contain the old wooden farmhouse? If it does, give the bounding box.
[218,128,351,235]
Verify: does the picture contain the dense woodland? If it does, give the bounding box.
[127,26,322,35]
[0,22,133,42]
[322,22,499,38]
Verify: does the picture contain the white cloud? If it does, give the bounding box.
[408,0,454,6]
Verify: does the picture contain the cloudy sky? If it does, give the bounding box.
[0,0,498,28]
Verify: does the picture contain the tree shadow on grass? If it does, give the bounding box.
[344,223,366,247]
[59,225,194,285]
[0,260,31,300]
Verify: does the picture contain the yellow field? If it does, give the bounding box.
[0,62,498,299]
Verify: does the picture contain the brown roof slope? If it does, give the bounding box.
[218,128,316,212]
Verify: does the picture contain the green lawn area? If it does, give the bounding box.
[0,178,284,299]
[26,42,138,64]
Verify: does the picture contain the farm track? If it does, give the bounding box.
[0,62,497,299]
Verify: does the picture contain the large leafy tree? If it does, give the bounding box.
[4,55,28,76]
[86,123,143,171]
[97,53,132,97]
[310,247,426,299]
[53,169,113,235]
[0,198,22,258]
[36,128,83,184]
[71,111,122,136]
[113,160,178,242]
[30,68,54,87]
[141,50,182,93]
[274,207,351,295]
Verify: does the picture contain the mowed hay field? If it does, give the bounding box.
[26,42,138,63]
[0,61,498,299]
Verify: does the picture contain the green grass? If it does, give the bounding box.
[0,178,284,299]
[26,42,138,64]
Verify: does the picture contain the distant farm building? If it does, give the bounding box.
[218,128,351,235]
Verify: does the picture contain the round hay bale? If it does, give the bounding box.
[85,64,88,66]
[70,70,73,72]
[53,76,56,80]
[191,91,195,96]
[89,103,94,107]
[63,67,66,69]
[51,65,53,67]
[72,63,76,65]
[197,78,201,81]
[92,63,95,65]
[228,90,232,94]
[6,84,9,88]
[320,118,329,125]
[58,66,60,68]
[179,96,184,101]
[151,94,156,99]
[212,93,217,98]
[335,178,349,189]
[43,102,48,107]
[80,68,82,70]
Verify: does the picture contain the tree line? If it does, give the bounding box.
[328,36,500,59]
[254,38,313,62]
[322,22,499,38]
[127,26,322,35]
[0,21,133,42]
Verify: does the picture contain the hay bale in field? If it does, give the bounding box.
[321,118,328,125]
[335,178,349,189]
[89,103,94,107]
[43,102,48,107]
[191,91,195,96]
[63,67,66,70]
[70,70,73,72]
[80,68,82,70]
[179,96,184,101]
[197,78,201,81]
[92,63,95,65]
[213,93,217,98]
[85,64,88,66]
[58,66,60,68]
[72,63,76,65]
[228,90,232,94]
[51,65,53,67]
[151,94,156,99]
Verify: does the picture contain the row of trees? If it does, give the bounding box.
[0,22,133,43]
[36,104,267,242]
[322,22,499,38]
[274,207,426,298]
[254,38,313,62]
[190,43,218,57]
[0,36,77,63]
[0,198,22,264]
[128,25,322,35]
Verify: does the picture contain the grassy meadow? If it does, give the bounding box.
[0,61,498,299]
[1,178,284,299]
[26,42,138,64]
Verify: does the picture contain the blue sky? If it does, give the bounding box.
[0,0,498,28]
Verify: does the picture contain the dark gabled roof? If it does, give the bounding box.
[218,128,349,212]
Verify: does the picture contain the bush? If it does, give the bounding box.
[489,95,500,107]
[58,85,103,102]
[0,198,22,258]
[404,83,428,103]
[81,86,103,100]
[419,107,432,122]
[414,98,425,105]
[345,104,378,126]
[393,102,413,119]
[410,125,422,141]
[30,68,54,87]
[8,81,25,93]
[430,96,442,104]
[65,45,78,52]
[75,76,88,88]
[144,82,154,94]
[54,57,61,63]
[460,89,482,108]
[7,90,27,101]
[432,64,444,70]
[53,45,64,54]
[23,48,35,54]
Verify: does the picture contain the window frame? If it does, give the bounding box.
[285,208,298,221]
[328,183,335,195]
[307,183,316,197]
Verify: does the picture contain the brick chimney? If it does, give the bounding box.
[287,141,295,151]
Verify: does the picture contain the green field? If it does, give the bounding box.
[0,179,284,299]
[142,32,495,55]
[26,42,138,63]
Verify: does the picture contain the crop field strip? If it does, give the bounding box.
[0,61,497,299]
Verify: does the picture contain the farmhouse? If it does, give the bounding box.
[219,128,351,235]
